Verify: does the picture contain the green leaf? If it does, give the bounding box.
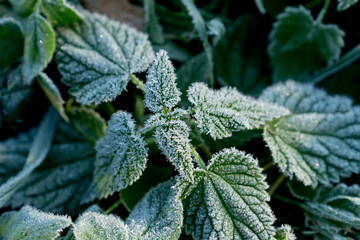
[144,50,181,112]
[180,0,214,85]
[144,0,164,44]
[0,108,58,208]
[56,10,154,105]
[95,111,148,198]
[37,72,68,121]
[41,0,83,26]
[261,81,360,186]
[268,6,345,82]
[337,0,359,11]
[188,82,290,140]
[180,148,275,240]
[214,16,269,94]
[0,205,72,240]
[0,18,24,69]
[67,106,106,144]
[292,184,360,239]
[8,0,37,16]
[126,180,183,240]
[274,225,296,240]
[23,13,55,84]
[73,212,128,240]
[7,122,99,214]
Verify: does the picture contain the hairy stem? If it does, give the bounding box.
[129,73,146,93]
[316,0,331,23]
[268,174,286,196]
[191,146,207,170]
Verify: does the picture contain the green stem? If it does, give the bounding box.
[309,43,360,84]
[272,194,301,207]
[129,73,146,93]
[268,174,286,196]
[316,0,331,23]
[102,102,115,116]
[104,196,123,214]
[262,161,274,171]
[191,146,207,170]
[198,143,212,159]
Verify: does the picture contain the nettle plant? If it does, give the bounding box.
[1,0,360,239]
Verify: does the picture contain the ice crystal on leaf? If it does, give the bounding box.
[261,81,360,186]
[275,225,296,240]
[56,10,154,105]
[0,205,71,240]
[188,82,289,140]
[95,111,148,198]
[180,148,275,240]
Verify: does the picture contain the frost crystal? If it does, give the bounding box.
[188,82,289,140]
[95,111,148,198]
[181,148,275,240]
[126,181,183,240]
[261,81,360,186]
[0,205,71,240]
[145,50,181,112]
[73,212,128,240]
[56,10,154,105]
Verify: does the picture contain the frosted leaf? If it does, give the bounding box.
[149,112,194,182]
[181,148,275,240]
[73,212,128,240]
[275,225,296,240]
[261,81,360,186]
[268,6,345,82]
[337,0,359,10]
[37,73,68,121]
[56,10,154,105]
[188,82,289,140]
[41,0,83,26]
[126,181,183,240]
[23,13,55,84]
[95,111,148,198]
[292,184,360,239]
[0,205,71,240]
[8,122,98,214]
[144,50,181,112]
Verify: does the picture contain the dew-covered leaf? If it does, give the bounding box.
[275,225,296,240]
[188,82,289,140]
[41,0,83,26]
[67,106,106,144]
[56,10,154,105]
[0,205,71,240]
[8,0,37,16]
[73,212,128,240]
[0,18,24,69]
[126,180,183,240]
[148,111,194,182]
[180,148,275,240]
[261,81,360,186]
[268,6,345,82]
[291,184,360,239]
[7,122,99,214]
[0,108,58,208]
[37,72,68,121]
[95,111,148,198]
[144,50,181,112]
[23,13,55,84]
[337,0,359,10]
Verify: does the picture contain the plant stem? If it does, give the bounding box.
[316,0,331,23]
[262,161,274,171]
[129,73,146,93]
[309,43,360,84]
[191,146,207,170]
[198,143,212,159]
[104,196,123,214]
[272,194,301,207]
[102,102,115,116]
[268,174,286,196]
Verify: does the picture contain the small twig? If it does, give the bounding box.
[268,174,287,196]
